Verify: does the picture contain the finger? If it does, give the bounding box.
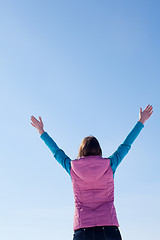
[39,116,42,123]
[31,118,38,124]
[140,107,142,113]
[149,111,153,116]
[145,105,150,110]
[148,105,153,111]
[31,116,40,123]
[31,122,36,128]
[147,107,153,114]
[31,116,38,121]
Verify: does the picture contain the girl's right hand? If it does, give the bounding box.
[139,105,153,124]
[31,116,44,134]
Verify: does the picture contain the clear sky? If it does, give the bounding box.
[0,0,160,239]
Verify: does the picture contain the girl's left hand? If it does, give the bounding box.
[31,116,44,134]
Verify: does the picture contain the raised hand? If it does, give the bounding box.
[139,105,153,124]
[31,116,44,134]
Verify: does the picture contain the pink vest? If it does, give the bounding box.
[70,156,119,231]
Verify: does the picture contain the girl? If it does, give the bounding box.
[31,105,153,240]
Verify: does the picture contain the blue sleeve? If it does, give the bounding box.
[108,121,144,177]
[40,132,71,176]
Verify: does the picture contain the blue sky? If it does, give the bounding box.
[0,0,160,239]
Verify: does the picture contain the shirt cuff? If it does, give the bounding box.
[40,131,48,140]
[137,121,144,128]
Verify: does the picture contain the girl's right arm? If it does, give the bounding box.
[108,105,153,176]
[31,116,71,175]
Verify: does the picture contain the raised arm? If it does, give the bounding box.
[31,116,71,175]
[109,105,153,176]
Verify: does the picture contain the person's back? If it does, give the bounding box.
[31,105,153,240]
[71,156,119,230]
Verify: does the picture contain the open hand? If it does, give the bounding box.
[139,105,153,124]
[31,116,44,134]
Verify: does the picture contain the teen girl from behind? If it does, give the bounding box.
[31,105,153,240]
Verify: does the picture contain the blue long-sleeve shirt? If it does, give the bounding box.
[40,121,144,178]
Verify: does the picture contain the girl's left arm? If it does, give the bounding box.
[30,116,71,175]
[40,132,71,175]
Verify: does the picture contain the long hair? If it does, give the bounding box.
[77,135,102,158]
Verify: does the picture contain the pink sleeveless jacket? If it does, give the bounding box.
[70,155,119,231]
